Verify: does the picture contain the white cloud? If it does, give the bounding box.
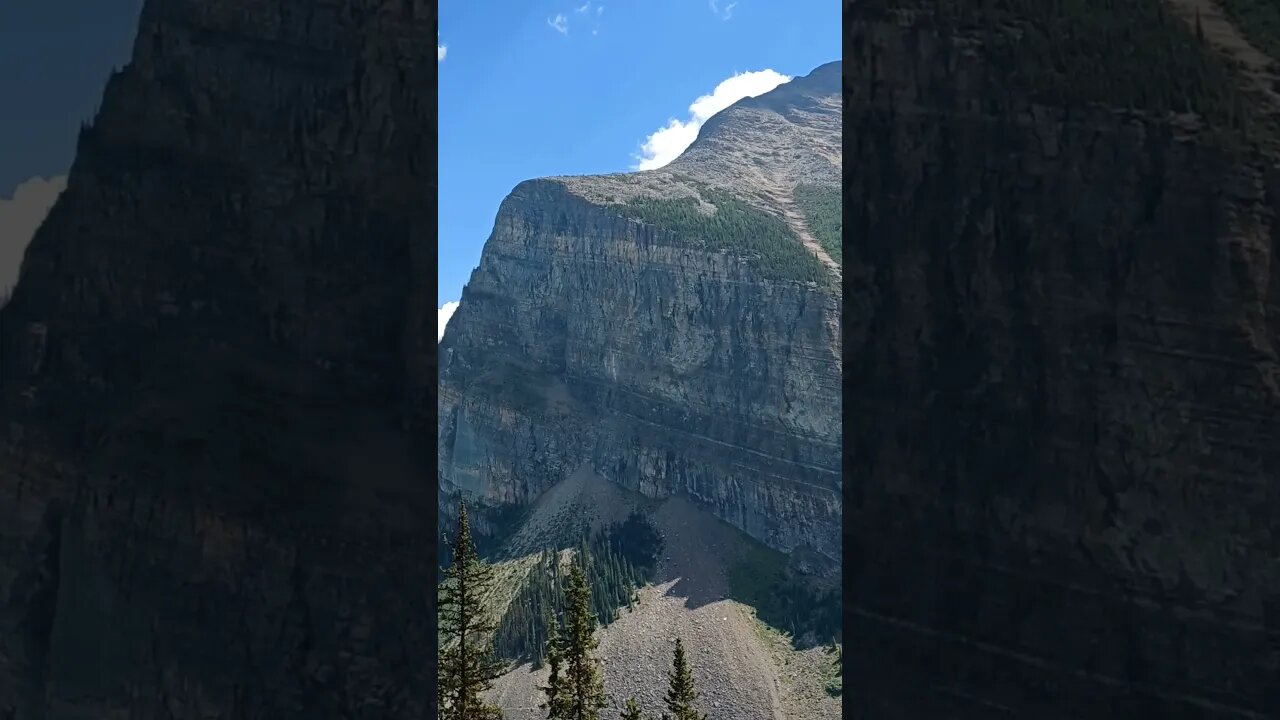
[709,0,738,20]
[438,301,460,342]
[576,2,591,12]
[438,43,447,61]
[632,69,790,170]
[547,13,569,34]
[1,175,66,304]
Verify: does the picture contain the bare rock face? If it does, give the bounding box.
[438,64,843,563]
[844,5,1280,718]
[0,0,438,717]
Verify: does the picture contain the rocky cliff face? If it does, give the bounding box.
[845,3,1280,717]
[437,63,843,564]
[0,0,438,717]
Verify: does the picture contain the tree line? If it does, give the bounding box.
[793,184,841,266]
[495,510,663,663]
[938,0,1252,136]
[494,535,645,663]
[612,185,833,288]
[440,503,709,720]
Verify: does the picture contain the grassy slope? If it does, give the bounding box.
[611,186,833,287]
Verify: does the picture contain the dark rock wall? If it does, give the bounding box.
[0,0,438,717]
[844,10,1280,719]
[438,178,842,558]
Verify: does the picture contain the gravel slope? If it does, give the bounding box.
[485,477,839,719]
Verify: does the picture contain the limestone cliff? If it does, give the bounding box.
[437,62,843,564]
[0,0,438,717]
[844,2,1280,717]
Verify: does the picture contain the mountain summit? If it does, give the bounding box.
[674,60,841,191]
[438,61,843,720]
[0,0,438,716]
[439,61,843,563]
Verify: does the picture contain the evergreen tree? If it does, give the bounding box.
[438,503,505,720]
[824,641,843,697]
[662,638,706,720]
[540,614,571,720]
[494,535,646,662]
[562,562,607,720]
[620,698,645,720]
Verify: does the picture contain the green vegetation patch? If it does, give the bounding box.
[824,642,842,697]
[793,184,842,265]
[934,0,1256,141]
[1217,0,1280,67]
[612,186,834,288]
[493,526,655,663]
[727,540,840,648]
[602,510,665,576]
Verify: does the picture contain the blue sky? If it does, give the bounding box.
[437,0,840,337]
[0,1,144,297]
[0,1,839,314]
[0,2,143,195]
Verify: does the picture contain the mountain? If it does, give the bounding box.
[438,61,842,563]
[0,176,67,304]
[844,2,1280,717]
[0,1,438,717]
[437,62,843,719]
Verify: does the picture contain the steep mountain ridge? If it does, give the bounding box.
[0,1,438,717]
[672,61,842,195]
[438,61,843,566]
[844,2,1280,717]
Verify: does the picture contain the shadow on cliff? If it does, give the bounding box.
[657,566,840,651]
[648,500,840,649]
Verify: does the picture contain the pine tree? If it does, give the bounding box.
[662,637,706,720]
[824,641,843,697]
[620,698,645,720]
[562,562,606,720]
[438,502,505,720]
[494,535,646,662]
[540,613,571,719]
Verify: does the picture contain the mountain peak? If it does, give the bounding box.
[744,59,841,109]
[664,60,841,196]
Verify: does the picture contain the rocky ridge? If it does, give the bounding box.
[844,2,1280,717]
[438,62,843,565]
[0,0,438,717]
